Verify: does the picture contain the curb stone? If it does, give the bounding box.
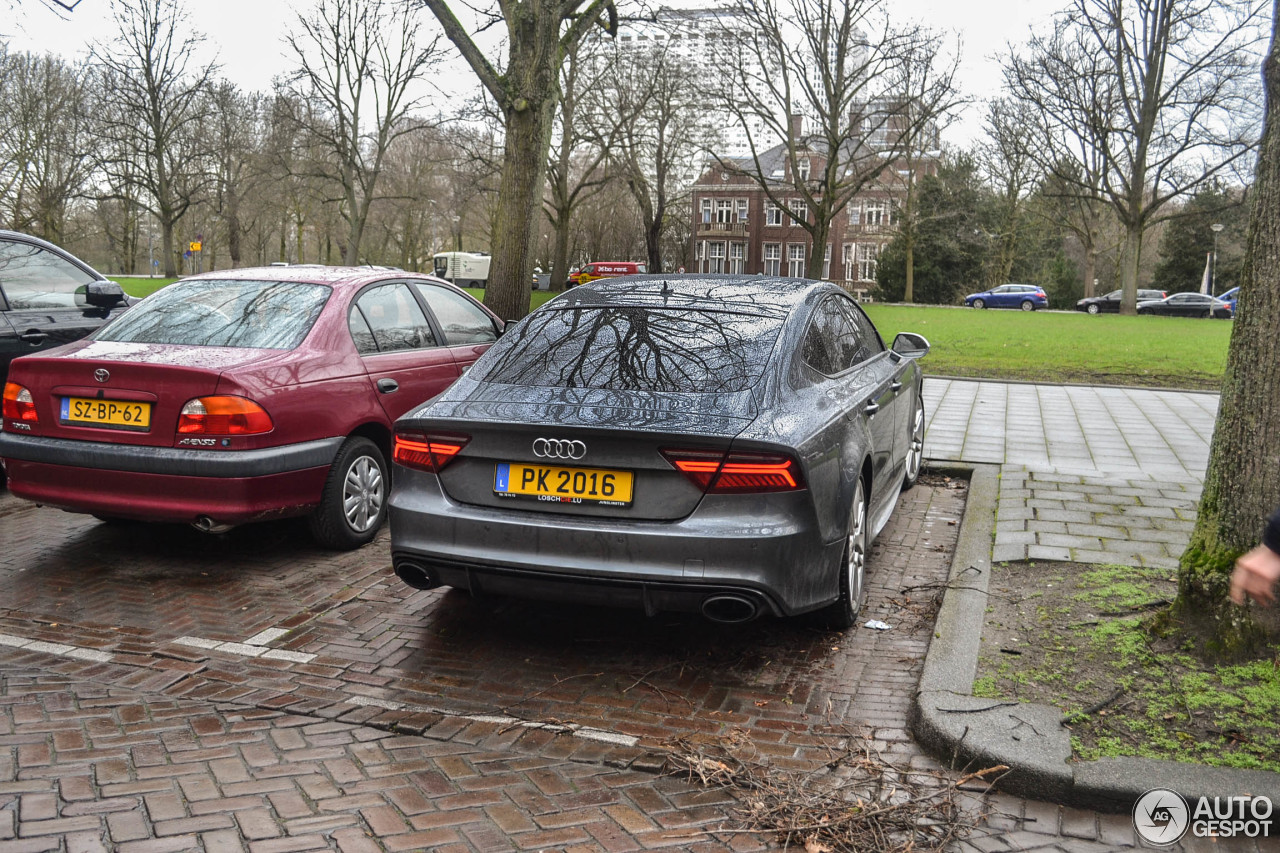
[909,462,1280,813]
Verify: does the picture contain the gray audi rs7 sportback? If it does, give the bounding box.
[388,275,929,627]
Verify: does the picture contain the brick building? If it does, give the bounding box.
[690,120,935,299]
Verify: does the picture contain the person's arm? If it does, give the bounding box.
[1231,506,1280,606]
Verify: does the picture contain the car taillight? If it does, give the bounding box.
[177,396,273,435]
[661,448,805,494]
[394,431,470,472]
[3,383,37,424]
[1036,290,1047,298]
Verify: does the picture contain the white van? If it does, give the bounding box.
[432,252,491,288]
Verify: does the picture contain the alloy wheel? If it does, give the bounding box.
[342,455,385,532]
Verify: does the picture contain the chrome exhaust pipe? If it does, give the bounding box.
[192,516,235,534]
[701,594,759,624]
[394,560,440,590]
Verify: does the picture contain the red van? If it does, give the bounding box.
[575,261,647,285]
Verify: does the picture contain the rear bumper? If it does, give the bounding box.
[388,468,840,617]
[0,433,341,524]
[0,432,342,477]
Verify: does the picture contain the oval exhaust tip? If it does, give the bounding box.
[701,594,758,624]
[394,561,440,590]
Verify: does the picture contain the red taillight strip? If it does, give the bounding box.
[662,448,804,494]
[394,432,469,472]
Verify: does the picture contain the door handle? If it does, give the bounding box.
[376,378,399,394]
[890,380,902,391]
[19,331,47,344]
[864,400,880,416]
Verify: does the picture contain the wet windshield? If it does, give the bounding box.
[97,280,330,349]
[477,307,783,393]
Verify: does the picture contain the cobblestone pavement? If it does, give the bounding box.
[924,378,1214,569]
[0,375,1243,852]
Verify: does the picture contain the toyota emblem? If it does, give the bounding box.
[532,438,586,460]
[93,369,110,383]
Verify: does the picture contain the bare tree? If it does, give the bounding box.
[544,42,618,292]
[284,0,442,265]
[975,99,1042,289]
[418,0,618,320]
[587,40,704,274]
[92,0,216,277]
[0,50,95,241]
[712,0,960,281]
[1006,0,1266,313]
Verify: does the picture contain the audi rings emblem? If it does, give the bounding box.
[93,369,110,383]
[533,438,586,460]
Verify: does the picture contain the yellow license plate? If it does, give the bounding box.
[60,396,152,430]
[495,462,633,506]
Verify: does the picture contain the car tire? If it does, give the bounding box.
[308,436,387,551]
[972,298,985,309]
[1086,303,1100,315]
[1020,300,1034,311]
[903,395,925,490]
[822,474,868,630]
[1201,309,1211,319]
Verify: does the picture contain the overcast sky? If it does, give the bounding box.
[3,0,1066,145]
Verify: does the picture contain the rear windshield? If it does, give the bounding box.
[97,280,330,349]
[476,307,783,393]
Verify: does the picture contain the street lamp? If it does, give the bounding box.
[1210,223,1224,296]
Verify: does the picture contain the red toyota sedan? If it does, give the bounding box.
[0,266,503,549]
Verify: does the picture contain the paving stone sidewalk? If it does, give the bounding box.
[923,378,1216,568]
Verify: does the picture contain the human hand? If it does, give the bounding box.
[1230,545,1280,606]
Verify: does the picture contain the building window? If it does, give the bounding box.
[708,241,726,273]
[798,158,811,180]
[822,244,832,280]
[736,199,748,223]
[716,200,733,224]
[701,198,712,224]
[842,243,855,280]
[765,202,783,226]
[865,199,886,227]
[848,202,861,226]
[729,242,745,274]
[788,243,806,278]
[788,200,807,225]
[857,243,879,281]
[764,243,781,276]
[695,240,705,272]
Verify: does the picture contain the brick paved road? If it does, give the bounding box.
[0,477,1172,851]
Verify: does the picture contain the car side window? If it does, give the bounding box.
[412,283,497,345]
[0,238,97,310]
[348,308,378,355]
[350,283,437,353]
[840,300,884,361]
[802,300,841,375]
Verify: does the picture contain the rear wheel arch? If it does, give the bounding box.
[349,422,393,477]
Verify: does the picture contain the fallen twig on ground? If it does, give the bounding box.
[665,727,997,851]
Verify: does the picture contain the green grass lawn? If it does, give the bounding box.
[863,304,1231,390]
[114,276,179,298]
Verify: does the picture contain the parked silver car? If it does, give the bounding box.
[388,276,929,627]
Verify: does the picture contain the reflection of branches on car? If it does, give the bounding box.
[482,307,775,393]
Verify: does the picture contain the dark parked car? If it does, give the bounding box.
[1,230,133,385]
[964,283,1048,310]
[1075,289,1166,314]
[1136,292,1233,319]
[388,275,930,628]
[1,267,502,549]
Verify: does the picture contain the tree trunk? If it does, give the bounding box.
[904,234,915,303]
[1082,239,1097,299]
[1173,12,1280,653]
[1118,222,1143,314]
[161,219,177,278]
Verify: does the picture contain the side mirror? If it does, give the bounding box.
[85,280,128,309]
[891,332,930,359]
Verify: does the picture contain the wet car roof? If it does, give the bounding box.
[180,265,417,288]
[561,275,820,317]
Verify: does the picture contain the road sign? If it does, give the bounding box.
[189,241,202,253]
